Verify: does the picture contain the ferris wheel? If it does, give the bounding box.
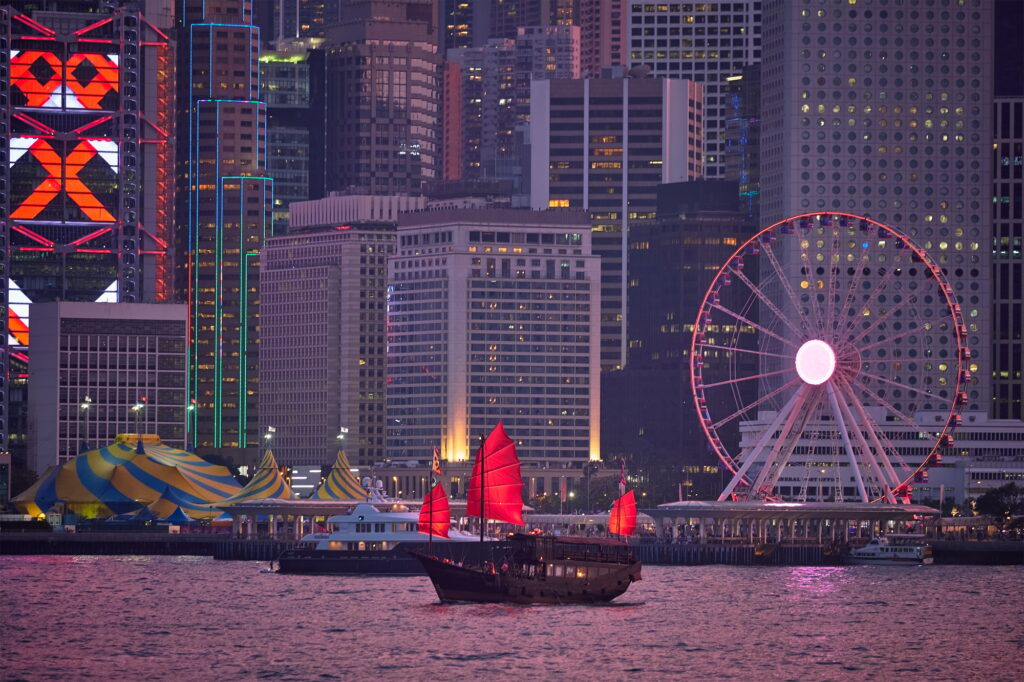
[690,212,970,504]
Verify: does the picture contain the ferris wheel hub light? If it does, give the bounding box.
[795,339,836,385]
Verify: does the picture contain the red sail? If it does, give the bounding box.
[418,483,450,539]
[609,490,637,536]
[466,421,524,526]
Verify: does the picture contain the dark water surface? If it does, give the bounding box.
[1,556,1022,681]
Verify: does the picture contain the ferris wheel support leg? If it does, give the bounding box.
[826,382,869,503]
[831,380,897,503]
[718,386,807,501]
[750,387,820,497]
[840,380,904,498]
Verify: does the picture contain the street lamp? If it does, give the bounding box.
[131,399,145,436]
[569,490,576,514]
[186,399,196,452]
[264,426,275,454]
[80,396,92,452]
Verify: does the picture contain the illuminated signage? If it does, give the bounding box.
[10,50,120,110]
[10,137,119,222]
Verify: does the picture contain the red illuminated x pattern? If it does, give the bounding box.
[10,50,119,110]
[11,138,117,222]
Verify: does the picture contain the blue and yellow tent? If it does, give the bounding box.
[216,449,294,507]
[312,450,367,501]
[12,435,242,520]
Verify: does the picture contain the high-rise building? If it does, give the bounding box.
[604,181,756,500]
[2,0,175,468]
[578,0,623,77]
[627,1,762,179]
[992,0,1024,421]
[177,0,273,466]
[27,302,187,475]
[260,222,396,475]
[529,75,703,370]
[444,25,579,190]
[253,0,342,43]
[324,0,441,196]
[438,0,491,53]
[386,209,601,468]
[759,0,993,413]
[490,0,577,39]
[259,40,327,233]
[723,65,761,219]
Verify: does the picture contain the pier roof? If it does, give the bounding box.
[651,501,941,522]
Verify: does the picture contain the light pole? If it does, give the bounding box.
[131,399,145,437]
[186,399,196,452]
[79,396,92,452]
[569,490,576,514]
[264,426,275,454]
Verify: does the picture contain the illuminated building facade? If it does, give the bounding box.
[323,0,440,196]
[259,41,327,233]
[260,223,396,472]
[1,0,175,462]
[759,0,993,413]
[603,181,756,500]
[177,0,273,465]
[529,75,703,370]
[386,209,601,468]
[27,301,186,475]
[627,1,762,180]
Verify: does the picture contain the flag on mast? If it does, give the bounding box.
[619,459,627,497]
[431,446,443,476]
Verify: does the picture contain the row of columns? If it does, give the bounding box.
[660,516,900,545]
[230,514,316,540]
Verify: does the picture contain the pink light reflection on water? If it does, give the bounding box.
[783,565,852,597]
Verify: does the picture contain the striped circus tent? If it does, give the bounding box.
[312,450,367,501]
[216,449,294,507]
[12,435,242,519]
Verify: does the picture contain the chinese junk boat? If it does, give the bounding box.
[411,423,642,604]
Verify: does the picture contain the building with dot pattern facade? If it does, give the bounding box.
[759,0,993,414]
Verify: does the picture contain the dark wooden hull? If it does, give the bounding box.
[410,551,642,604]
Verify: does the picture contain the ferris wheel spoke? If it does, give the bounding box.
[711,303,802,350]
[710,376,803,430]
[830,379,899,502]
[699,343,793,360]
[727,264,808,342]
[798,244,828,338]
[836,378,909,490]
[824,382,870,502]
[700,367,795,390]
[836,246,911,340]
[856,370,953,404]
[752,387,821,496]
[839,293,919,352]
[761,239,813,337]
[824,227,842,335]
[853,323,926,355]
[848,376,920,426]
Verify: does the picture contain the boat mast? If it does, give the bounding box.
[479,434,485,543]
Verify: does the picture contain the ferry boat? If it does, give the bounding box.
[276,502,483,575]
[847,535,934,566]
[412,422,642,604]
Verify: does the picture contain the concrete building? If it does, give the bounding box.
[260,223,396,484]
[386,209,601,470]
[759,0,994,414]
[27,302,187,475]
[992,0,1024,421]
[579,0,624,77]
[627,1,762,180]
[323,0,441,196]
[177,0,274,465]
[602,181,756,500]
[529,75,703,370]
[289,193,427,229]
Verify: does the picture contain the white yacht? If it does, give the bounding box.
[298,501,478,552]
[848,535,934,565]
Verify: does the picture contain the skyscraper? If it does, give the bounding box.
[578,0,623,77]
[323,0,441,196]
[386,209,601,467]
[259,40,327,233]
[627,1,762,180]
[759,0,993,413]
[261,222,396,473]
[2,0,175,465]
[992,0,1024,421]
[177,0,273,465]
[529,75,703,370]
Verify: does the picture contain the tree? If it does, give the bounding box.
[974,483,1024,519]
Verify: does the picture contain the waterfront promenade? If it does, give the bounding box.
[1,531,1020,565]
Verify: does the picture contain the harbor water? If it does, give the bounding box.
[1,555,1021,680]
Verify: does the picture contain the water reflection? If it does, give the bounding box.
[784,565,851,596]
